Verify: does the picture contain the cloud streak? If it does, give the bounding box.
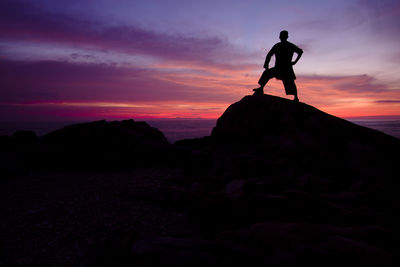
[375,100,400,103]
[0,59,243,104]
[0,0,251,69]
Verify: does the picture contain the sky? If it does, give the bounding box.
[1,0,400,121]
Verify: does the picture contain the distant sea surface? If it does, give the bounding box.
[347,118,400,140]
[1,118,399,143]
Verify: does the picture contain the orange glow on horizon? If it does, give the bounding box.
[4,71,399,120]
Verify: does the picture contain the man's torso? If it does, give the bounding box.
[271,41,300,80]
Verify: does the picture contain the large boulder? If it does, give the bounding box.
[212,94,397,147]
[42,119,168,147]
[208,94,399,182]
[40,119,171,169]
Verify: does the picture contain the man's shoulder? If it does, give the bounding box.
[286,41,302,52]
[286,41,298,47]
[271,43,279,50]
[274,41,297,48]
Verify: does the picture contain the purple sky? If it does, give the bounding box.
[1,0,400,120]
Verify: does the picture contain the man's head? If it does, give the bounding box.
[279,30,288,41]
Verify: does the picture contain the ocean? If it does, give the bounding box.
[1,118,399,143]
[347,118,400,140]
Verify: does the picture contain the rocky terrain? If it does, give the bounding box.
[1,94,399,266]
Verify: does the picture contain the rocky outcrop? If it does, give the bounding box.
[212,94,397,146]
[0,119,172,171]
[207,94,399,183]
[40,119,171,169]
[42,119,168,147]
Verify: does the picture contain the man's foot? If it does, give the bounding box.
[293,97,299,102]
[253,87,264,95]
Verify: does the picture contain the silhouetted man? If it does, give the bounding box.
[253,30,303,101]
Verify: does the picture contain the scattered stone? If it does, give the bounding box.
[225,179,246,199]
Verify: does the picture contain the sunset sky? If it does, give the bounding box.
[1,0,400,121]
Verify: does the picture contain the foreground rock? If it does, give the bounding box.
[1,95,399,266]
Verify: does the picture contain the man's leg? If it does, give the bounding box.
[253,68,275,94]
[283,79,299,101]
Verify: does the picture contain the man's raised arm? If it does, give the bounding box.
[292,49,303,66]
